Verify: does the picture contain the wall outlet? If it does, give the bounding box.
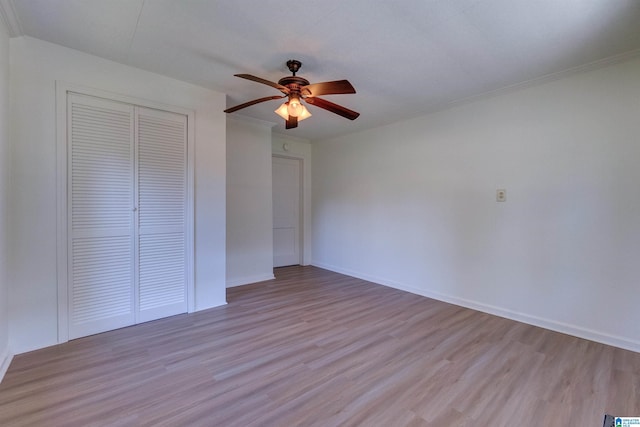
[496,189,506,202]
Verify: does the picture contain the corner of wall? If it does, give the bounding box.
[0,6,11,381]
[226,118,275,287]
[0,350,12,382]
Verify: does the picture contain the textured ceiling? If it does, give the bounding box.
[3,0,640,141]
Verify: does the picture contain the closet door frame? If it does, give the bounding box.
[55,81,195,344]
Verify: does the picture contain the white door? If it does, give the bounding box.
[136,107,188,323]
[272,156,301,267]
[67,94,189,339]
[68,94,136,339]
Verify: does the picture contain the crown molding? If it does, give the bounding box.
[272,133,311,144]
[444,48,640,112]
[226,113,277,129]
[0,0,22,37]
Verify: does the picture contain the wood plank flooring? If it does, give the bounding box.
[1,266,639,426]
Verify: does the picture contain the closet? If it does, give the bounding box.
[66,93,189,339]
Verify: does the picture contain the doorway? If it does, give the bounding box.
[272,156,302,267]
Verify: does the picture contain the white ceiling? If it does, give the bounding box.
[3,0,640,141]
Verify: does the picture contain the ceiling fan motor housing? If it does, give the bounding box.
[281,60,308,98]
[278,76,310,98]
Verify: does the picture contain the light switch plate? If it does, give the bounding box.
[496,189,506,202]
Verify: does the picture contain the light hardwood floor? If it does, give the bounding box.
[0,266,638,426]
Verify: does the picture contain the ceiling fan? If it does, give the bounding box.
[224,60,360,129]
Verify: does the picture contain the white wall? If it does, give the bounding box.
[8,37,227,354]
[0,16,11,378]
[226,117,275,287]
[272,133,312,266]
[312,57,640,352]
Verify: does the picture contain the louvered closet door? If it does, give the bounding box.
[68,94,135,339]
[136,107,188,322]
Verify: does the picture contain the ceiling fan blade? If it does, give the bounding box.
[235,74,289,93]
[285,115,298,129]
[304,97,360,120]
[301,80,356,97]
[224,95,286,114]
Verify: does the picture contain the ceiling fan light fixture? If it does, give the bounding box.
[274,102,290,120]
[298,104,312,121]
[275,101,311,122]
[287,96,302,117]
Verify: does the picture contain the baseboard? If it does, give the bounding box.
[0,348,13,383]
[311,261,640,354]
[226,273,275,288]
